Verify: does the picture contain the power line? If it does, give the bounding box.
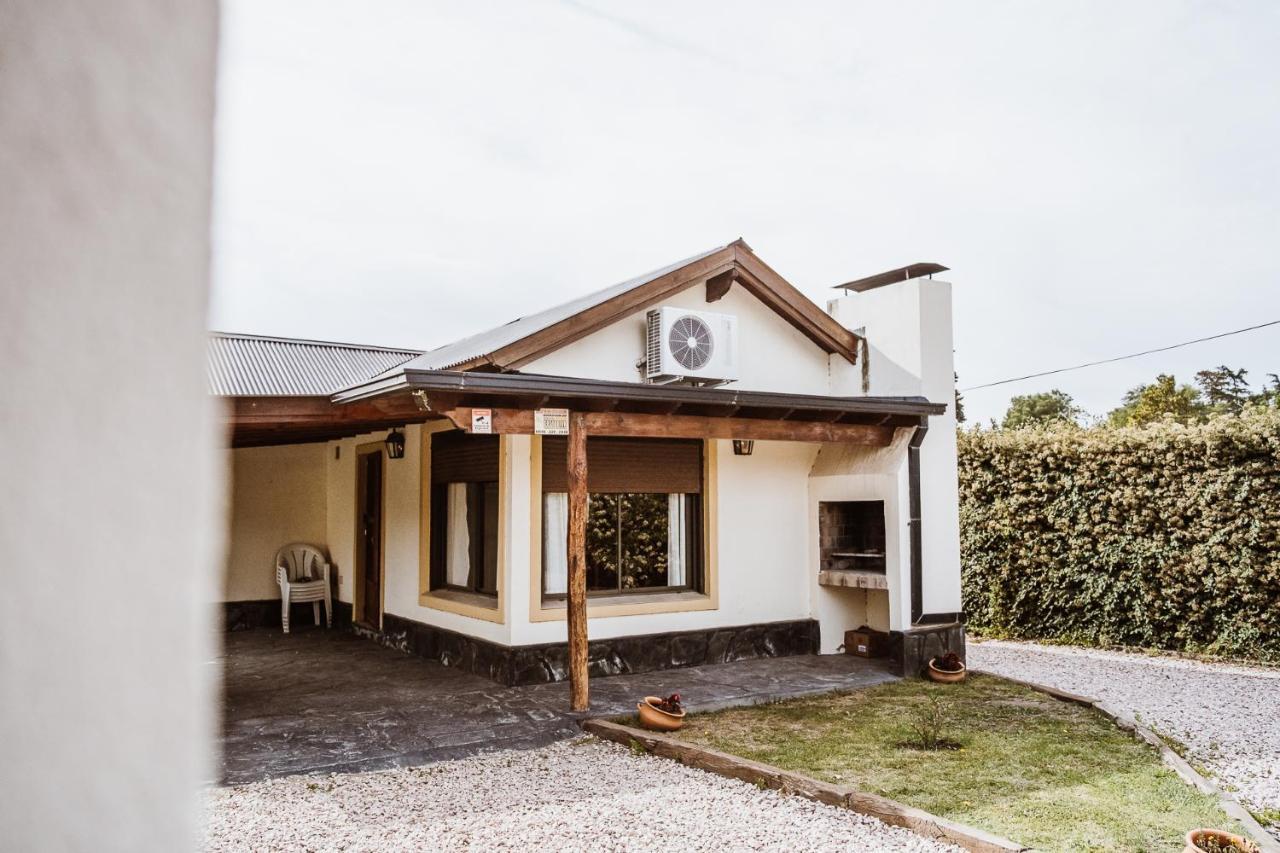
[961,319,1280,392]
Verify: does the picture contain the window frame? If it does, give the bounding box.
[430,479,504,596]
[539,436,705,601]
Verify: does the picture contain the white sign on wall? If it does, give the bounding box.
[471,408,492,434]
[534,408,570,435]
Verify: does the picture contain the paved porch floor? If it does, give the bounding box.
[220,627,896,785]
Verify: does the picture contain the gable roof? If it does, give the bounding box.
[407,244,729,371]
[208,332,420,397]
[371,239,860,381]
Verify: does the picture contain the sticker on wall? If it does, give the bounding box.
[534,408,570,435]
[471,408,493,434]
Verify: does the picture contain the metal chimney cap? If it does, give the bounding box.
[834,263,949,292]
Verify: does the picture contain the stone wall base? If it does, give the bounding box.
[223,599,353,632]
[364,614,820,687]
[888,622,966,678]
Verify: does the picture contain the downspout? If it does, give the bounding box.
[908,417,927,625]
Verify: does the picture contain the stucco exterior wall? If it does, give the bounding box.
[279,428,822,649]
[509,438,818,646]
[224,444,329,601]
[525,282,833,395]
[808,435,911,650]
[0,3,220,849]
[323,426,512,644]
[828,279,964,621]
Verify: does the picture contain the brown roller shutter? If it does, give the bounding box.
[430,431,499,483]
[542,437,701,493]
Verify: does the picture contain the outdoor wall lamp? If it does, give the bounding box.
[385,429,406,459]
[732,439,754,456]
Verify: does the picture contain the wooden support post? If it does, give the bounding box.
[566,410,589,711]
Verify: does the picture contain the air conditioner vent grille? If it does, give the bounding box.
[645,309,663,373]
[668,315,714,369]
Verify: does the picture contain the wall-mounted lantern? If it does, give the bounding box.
[385,429,406,459]
[732,439,754,456]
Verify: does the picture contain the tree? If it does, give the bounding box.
[1001,390,1082,430]
[1108,374,1204,427]
[1250,373,1280,408]
[954,372,966,423]
[1195,365,1252,414]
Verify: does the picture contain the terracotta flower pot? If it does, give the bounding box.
[927,658,967,683]
[637,696,686,732]
[1184,828,1260,853]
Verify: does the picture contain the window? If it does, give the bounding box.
[429,432,499,596]
[541,437,703,598]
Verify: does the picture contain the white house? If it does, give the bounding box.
[214,240,964,695]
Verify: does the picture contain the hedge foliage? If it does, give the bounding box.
[958,408,1280,661]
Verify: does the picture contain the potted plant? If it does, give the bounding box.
[1184,829,1260,853]
[637,693,685,732]
[927,651,967,683]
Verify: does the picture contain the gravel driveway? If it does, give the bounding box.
[205,737,958,852]
[968,640,1280,835]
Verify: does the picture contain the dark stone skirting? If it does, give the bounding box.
[363,613,820,687]
[888,621,966,678]
[223,599,353,632]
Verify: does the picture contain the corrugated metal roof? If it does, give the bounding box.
[381,243,730,375]
[208,332,421,397]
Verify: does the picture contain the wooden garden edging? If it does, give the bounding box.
[581,718,1028,853]
[978,671,1280,853]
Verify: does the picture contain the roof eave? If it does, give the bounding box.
[333,368,947,421]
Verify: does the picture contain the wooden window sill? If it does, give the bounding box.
[530,589,716,622]
[420,588,503,623]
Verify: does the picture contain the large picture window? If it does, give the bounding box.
[541,437,703,598]
[429,431,499,597]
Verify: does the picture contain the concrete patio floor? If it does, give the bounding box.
[219,627,897,785]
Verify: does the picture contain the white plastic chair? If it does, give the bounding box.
[275,543,332,634]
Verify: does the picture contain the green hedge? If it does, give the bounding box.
[958,409,1280,661]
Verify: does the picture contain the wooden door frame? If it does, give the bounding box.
[354,442,386,631]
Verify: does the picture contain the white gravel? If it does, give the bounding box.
[205,737,958,852]
[969,640,1280,828]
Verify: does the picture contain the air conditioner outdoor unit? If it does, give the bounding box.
[645,306,739,385]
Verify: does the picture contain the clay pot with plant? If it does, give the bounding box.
[637,693,685,732]
[1184,829,1260,853]
[927,651,967,683]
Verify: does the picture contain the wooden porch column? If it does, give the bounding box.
[566,410,589,711]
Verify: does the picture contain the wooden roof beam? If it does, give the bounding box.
[441,407,893,446]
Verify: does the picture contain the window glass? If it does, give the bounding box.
[620,493,669,589]
[431,480,499,595]
[586,494,620,591]
[543,491,700,597]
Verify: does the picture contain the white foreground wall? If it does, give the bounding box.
[0,3,220,850]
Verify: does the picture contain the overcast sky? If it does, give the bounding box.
[211,1,1280,424]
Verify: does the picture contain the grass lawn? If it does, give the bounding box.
[676,674,1239,852]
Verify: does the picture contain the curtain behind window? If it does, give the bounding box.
[446,482,471,587]
[668,494,687,587]
[543,492,568,595]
